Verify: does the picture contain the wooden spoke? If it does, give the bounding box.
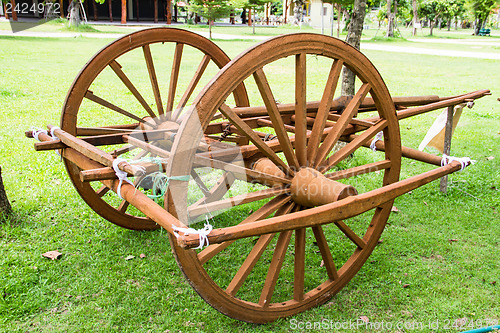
[143,44,164,116]
[295,53,307,167]
[191,172,235,208]
[173,54,211,121]
[85,91,146,124]
[227,233,276,296]
[314,83,371,168]
[226,201,295,297]
[190,169,211,198]
[96,185,110,197]
[259,229,294,307]
[109,60,158,121]
[307,59,343,163]
[76,124,139,136]
[334,220,366,249]
[198,194,291,264]
[166,43,184,115]
[326,160,392,181]
[323,119,388,172]
[253,69,299,170]
[188,187,289,217]
[118,200,129,213]
[312,226,339,281]
[219,103,294,176]
[294,226,306,301]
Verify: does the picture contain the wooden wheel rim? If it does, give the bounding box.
[60,28,249,230]
[167,34,402,322]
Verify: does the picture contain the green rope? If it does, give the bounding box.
[127,157,190,201]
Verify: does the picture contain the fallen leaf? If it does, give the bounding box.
[449,239,459,242]
[320,260,324,267]
[125,255,135,260]
[436,255,444,260]
[391,206,399,213]
[487,156,494,160]
[359,316,369,323]
[491,281,496,285]
[403,284,410,288]
[42,250,62,260]
[377,239,384,244]
[140,253,146,259]
[423,200,428,206]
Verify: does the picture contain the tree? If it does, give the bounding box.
[190,0,232,39]
[412,0,418,35]
[68,0,105,26]
[341,0,367,95]
[469,0,496,34]
[0,166,12,218]
[418,0,447,35]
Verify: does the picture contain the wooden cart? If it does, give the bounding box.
[28,28,490,323]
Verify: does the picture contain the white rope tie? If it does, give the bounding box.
[31,127,48,141]
[50,126,61,140]
[112,158,134,200]
[172,223,213,249]
[441,154,476,171]
[370,131,384,152]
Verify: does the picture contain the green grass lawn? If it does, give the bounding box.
[0,32,498,332]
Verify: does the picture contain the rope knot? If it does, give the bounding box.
[370,131,384,152]
[112,158,134,200]
[441,154,476,171]
[172,223,213,249]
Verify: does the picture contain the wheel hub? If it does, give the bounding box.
[290,168,357,207]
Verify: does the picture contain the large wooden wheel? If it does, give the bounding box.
[60,28,249,230]
[166,34,402,322]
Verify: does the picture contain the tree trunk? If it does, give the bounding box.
[120,0,126,24]
[92,0,98,21]
[3,4,9,19]
[108,0,113,22]
[166,0,171,24]
[209,20,212,39]
[69,1,81,26]
[60,0,64,18]
[336,3,341,38]
[154,0,158,23]
[342,0,366,96]
[135,0,139,22]
[284,0,288,24]
[386,0,393,37]
[412,0,417,35]
[429,20,434,35]
[0,166,12,218]
[10,0,18,21]
[248,8,252,26]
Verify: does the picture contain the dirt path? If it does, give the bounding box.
[1,28,498,59]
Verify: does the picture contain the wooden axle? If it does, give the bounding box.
[290,168,357,207]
